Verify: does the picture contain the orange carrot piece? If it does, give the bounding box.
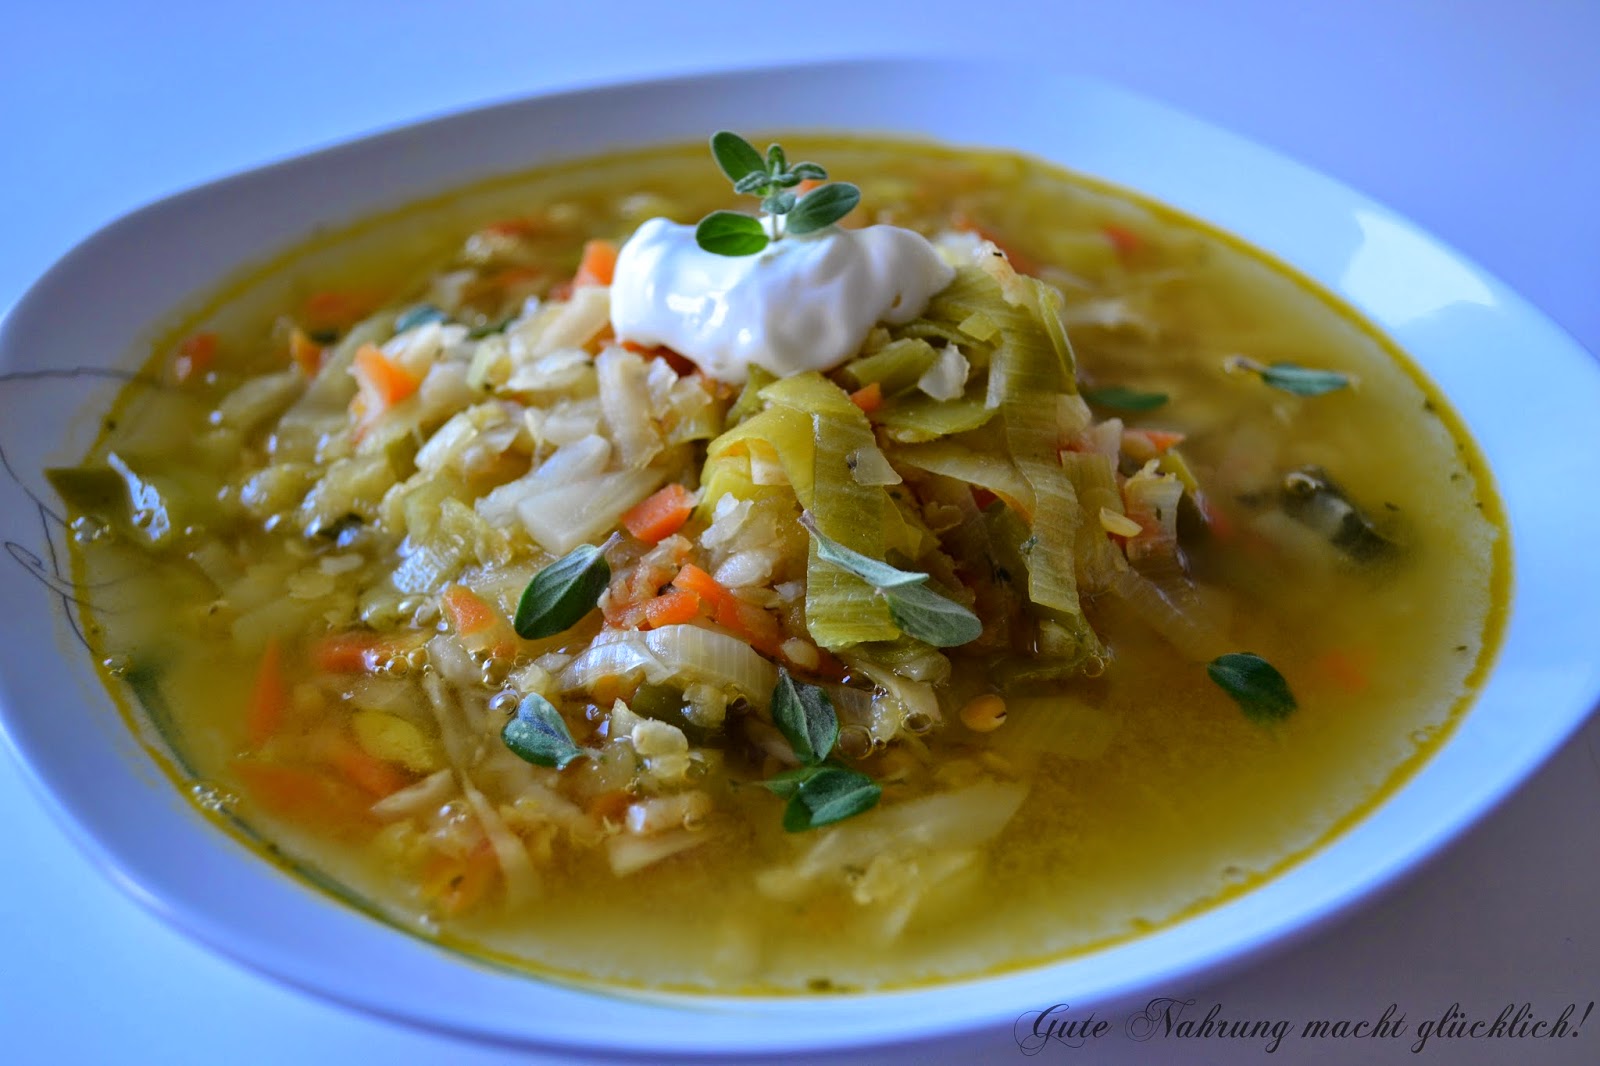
[421,839,498,917]
[310,633,383,673]
[1315,648,1371,694]
[673,563,781,649]
[676,562,783,650]
[441,585,500,637]
[352,344,421,409]
[717,598,784,652]
[310,631,419,674]
[174,332,218,383]
[1103,223,1141,258]
[1145,430,1186,452]
[672,564,737,614]
[231,759,375,833]
[1123,428,1187,457]
[441,585,517,658]
[587,789,633,825]
[1197,493,1235,541]
[644,589,703,628]
[289,327,324,376]
[324,734,412,799]
[573,239,619,289]
[849,382,884,413]
[621,340,698,377]
[303,289,380,331]
[484,217,539,238]
[245,637,286,750]
[606,600,652,630]
[620,483,696,544]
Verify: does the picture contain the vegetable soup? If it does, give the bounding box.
[53,135,1506,992]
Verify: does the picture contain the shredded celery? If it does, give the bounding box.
[762,373,900,647]
[1060,451,1129,594]
[724,364,776,429]
[981,259,1101,663]
[704,404,813,506]
[839,338,939,395]
[889,440,1033,516]
[876,386,997,443]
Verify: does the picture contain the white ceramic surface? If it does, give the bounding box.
[2,58,1598,1056]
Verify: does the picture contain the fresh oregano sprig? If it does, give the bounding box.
[761,668,881,831]
[798,512,983,648]
[696,132,861,256]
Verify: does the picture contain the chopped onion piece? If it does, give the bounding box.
[848,444,903,486]
[503,348,592,394]
[463,780,539,906]
[370,769,456,820]
[517,466,666,554]
[520,285,610,358]
[597,346,664,468]
[558,632,672,692]
[532,434,612,488]
[916,344,970,401]
[624,790,712,834]
[606,827,709,876]
[1099,507,1144,537]
[642,624,780,706]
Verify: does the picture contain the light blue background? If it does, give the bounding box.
[2,2,1597,1063]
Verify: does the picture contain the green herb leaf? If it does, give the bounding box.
[800,513,927,589]
[393,304,448,333]
[782,767,882,831]
[882,582,984,648]
[785,182,861,235]
[771,668,838,766]
[1082,385,1169,412]
[514,544,610,638]
[769,172,802,189]
[733,171,772,196]
[695,211,769,257]
[760,765,816,799]
[790,161,827,181]
[710,131,767,183]
[1259,363,1351,397]
[1228,355,1352,397]
[1207,652,1297,723]
[761,191,797,216]
[800,512,982,647]
[765,143,788,173]
[502,693,584,769]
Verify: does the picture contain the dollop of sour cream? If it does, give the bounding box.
[609,217,955,384]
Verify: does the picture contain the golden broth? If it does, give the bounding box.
[68,137,1505,992]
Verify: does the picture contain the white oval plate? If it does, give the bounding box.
[2,57,1598,1057]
